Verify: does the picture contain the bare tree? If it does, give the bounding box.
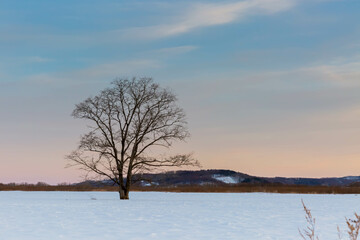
[67,77,198,199]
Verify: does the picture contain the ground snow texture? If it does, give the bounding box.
[0,192,359,240]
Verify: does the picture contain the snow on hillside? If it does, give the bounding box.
[212,174,241,184]
[344,176,360,181]
[0,192,359,240]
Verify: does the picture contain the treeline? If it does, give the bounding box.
[132,183,360,194]
[2,182,360,194]
[0,182,117,192]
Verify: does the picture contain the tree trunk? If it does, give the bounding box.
[121,170,131,200]
[119,186,129,200]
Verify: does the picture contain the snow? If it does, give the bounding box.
[0,191,359,240]
[140,181,152,186]
[212,174,240,184]
[344,176,360,181]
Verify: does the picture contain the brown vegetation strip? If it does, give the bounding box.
[2,183,360,194]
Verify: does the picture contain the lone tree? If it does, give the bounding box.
[67,77,198,199]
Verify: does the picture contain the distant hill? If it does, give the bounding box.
[76,169,360,187]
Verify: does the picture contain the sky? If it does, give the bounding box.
[1,0,360,184]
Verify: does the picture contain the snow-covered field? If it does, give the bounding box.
[0,191,359,240]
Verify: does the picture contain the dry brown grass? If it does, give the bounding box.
[300,201,360,240]
[299,200,319,240]
[132,184,360,194]
[2,183,360,194]
[0,183,117,192]
[345,213,360,240]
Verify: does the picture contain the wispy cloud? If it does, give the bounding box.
[24,59,161,86]
[27,56,54,63]
[74,59,160,79]
[0,0,297,45]
[122,0,296,39]
[149,45,198,55]
[299,56,360,87]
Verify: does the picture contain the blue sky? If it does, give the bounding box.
[1,0,360,183]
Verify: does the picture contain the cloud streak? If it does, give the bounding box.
[150,45,198,55]
[303,60,360,87]
[27,56,54,63]
[22,59,161,86]
[122,0,296,39]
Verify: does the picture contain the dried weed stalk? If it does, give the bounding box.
[345,213,360,240]
[300,200,360,240]
[299,200,319,240]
